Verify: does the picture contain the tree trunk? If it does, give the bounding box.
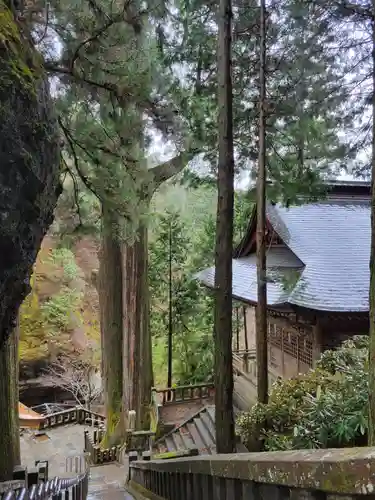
[99,208,124,445]
[119,155,195,432]
[256,0,268,408]
[214,0,235,454]
[368,2,375,446]
[167,223,173,388]
[0,325,20,481]
[123,222,153,431]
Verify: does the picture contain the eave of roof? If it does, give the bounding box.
[197,182,371,313]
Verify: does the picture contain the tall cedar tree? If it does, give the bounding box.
[44,0,201,440]
[214,0,236,453]
[256,0,268,406]
[369,0,375,446]
[168,0,357,201]
[0,326,20,481]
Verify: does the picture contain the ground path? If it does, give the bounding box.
[88,463,134,500]
[20,424,134,499]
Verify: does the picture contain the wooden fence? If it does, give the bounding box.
[153,383,214,406]
[83,430,120,465]
[127,447,375,499]
[39,407,105,430]
[232,349,256,378]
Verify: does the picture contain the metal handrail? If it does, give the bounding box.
[1,455,89,500]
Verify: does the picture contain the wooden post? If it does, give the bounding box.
[236,307,239,351]
[281,328,285,377]
[243,306,249,372]
[243,307,249,351]
[255,0,268,408]
[167,222,173,389]
[312,319,322,367]
[297,332,300,374]
[13,466,27,488]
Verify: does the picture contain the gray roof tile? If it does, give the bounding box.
[196,194,371,312]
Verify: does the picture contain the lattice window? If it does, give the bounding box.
[269,323,282,348]
[268,321,314,368]
[283,330,298,358]
[298,336,313,366]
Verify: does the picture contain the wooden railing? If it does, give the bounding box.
[0,455,89,500]
[126,430,155,456]
[31,403,76,416]
[40,407,105,430]
[233,349,281,389]
[65,454,89,475]
[150,389,159,435]
[83,429,120,465]
[127,447,375,499]
[232,349,256,379]
[153,383,214,406]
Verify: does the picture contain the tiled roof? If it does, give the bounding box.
[196,191,371,312]
[196,247,304,307]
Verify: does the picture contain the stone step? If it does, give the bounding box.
[193,417,214,453]
[171,430,184,451]
[206,406,215,423]
[186,422,207,454]
[164,436,176,452]
[179,425,195,451]
[199,410,216,442]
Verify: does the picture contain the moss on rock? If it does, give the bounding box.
[0,1,61,347]
[0,1,42,90]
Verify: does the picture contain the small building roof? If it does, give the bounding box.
[196,182,371,313]
[19,402,45,428]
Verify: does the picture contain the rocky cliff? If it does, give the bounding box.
[0,0,61,346]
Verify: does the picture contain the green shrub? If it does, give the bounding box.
[49,247,80,282]
[236,336,369,450]
[41,288,83,331]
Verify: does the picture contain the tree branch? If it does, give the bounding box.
[150,149,199,189]
[311,0,373,19]
[45,63,132,98]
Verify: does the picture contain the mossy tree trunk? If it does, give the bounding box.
[99,208,125,446]
[0,324,20,481]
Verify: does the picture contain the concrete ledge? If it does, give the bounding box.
[127,480,165,500]
[153,448,199,460]
[130,447,375,495]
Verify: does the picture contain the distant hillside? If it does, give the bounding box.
[19,235,100,378]
[19,182,216,378]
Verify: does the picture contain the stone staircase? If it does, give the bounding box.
[233,372,257,411]
[154,405,248,456]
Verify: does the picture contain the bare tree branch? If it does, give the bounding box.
[44,352,102,410]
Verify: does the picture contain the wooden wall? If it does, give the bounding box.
[235,305,369,388]
[235,306,256,351]
[319,314,368,350]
